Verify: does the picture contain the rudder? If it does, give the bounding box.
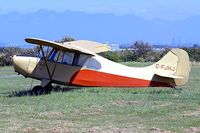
[172,49,190,86]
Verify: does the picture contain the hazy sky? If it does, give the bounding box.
[1,0,200,20]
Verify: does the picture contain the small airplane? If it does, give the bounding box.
[12,38,190,95]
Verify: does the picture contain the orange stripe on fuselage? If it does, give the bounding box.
[70,69,172,87]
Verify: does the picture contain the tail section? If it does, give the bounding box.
[172,49,190,86]
[152,48,190,86]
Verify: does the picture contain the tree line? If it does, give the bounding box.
[99,41,166,62]
[0,39,200,66]
[100,41,200,63]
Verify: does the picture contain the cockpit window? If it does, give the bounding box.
[48,49,57,61]
[76,54,89,66]
[85,58,101,70]
[47,49,90,66]
[48,50,75,65]
[62,52,74,64]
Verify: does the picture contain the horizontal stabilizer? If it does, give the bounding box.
[155,73,183,79]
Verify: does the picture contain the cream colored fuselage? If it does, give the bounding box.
[12,48,190,87]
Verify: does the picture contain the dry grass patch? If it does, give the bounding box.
[184,127,200,133]
[150,127,174,133]
[183,109,200,117]
[112,100,142,106]
[38,111,64,119]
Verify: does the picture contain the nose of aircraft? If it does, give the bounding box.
[12,55,30,76]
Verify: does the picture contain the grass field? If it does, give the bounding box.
[0,63,200,132]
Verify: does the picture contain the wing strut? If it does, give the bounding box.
[40,45,52,80]
[51,50,62,77]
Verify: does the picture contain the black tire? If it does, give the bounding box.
[43,84,53,94]
[32,85,43,96]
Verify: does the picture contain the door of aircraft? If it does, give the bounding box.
[47,50,89,84]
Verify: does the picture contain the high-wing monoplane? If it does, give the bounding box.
[12,38,190,94]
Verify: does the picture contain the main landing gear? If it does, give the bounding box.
[32,84,53,95]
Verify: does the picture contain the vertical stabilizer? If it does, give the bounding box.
[152,49,190,86]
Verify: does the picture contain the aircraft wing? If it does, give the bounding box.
[64,40,111,53]
[25,38,95,56]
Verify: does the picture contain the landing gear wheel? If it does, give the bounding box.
[43,84,53,94]
[32,85,43,96]
[32,84,53,95]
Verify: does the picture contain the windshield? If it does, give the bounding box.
[37,46,53,59]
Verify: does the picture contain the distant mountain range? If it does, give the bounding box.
[0,10,200,47]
